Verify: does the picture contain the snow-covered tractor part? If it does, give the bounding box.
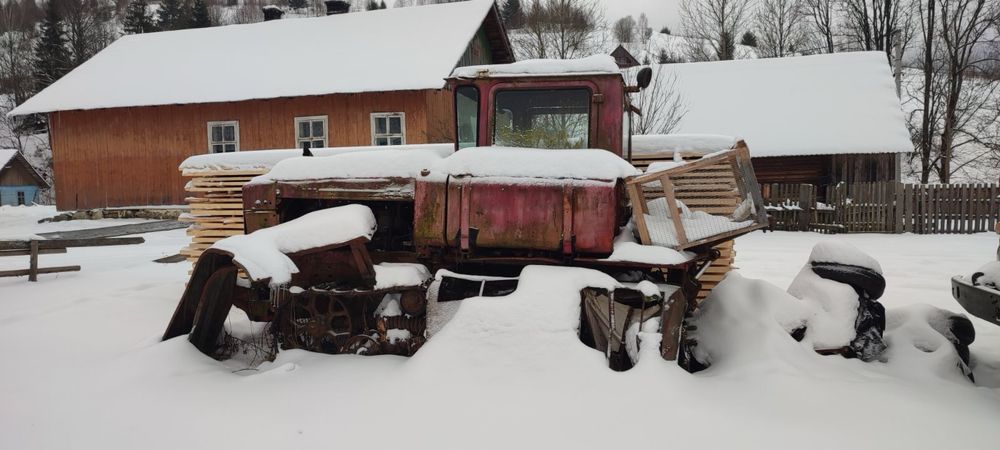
[952,225,1000,328]
[163,206,431,359]
[165,56,769,370]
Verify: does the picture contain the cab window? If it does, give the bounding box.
[493,88,590,149]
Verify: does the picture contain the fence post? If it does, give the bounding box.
[28,240,38,282]
[892,182,906,234]
[798,184,811,231]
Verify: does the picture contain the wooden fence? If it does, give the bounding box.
[763,182,1000,234]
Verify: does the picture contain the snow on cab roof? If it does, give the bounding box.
[10,1,498,115]
[655,51,913,158]
[452,55,620,78]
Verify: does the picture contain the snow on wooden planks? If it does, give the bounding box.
[630,151,740,300]
[179,168,264,266]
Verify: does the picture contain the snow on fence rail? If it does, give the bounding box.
[763,182,1000,234]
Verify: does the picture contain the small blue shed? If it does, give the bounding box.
[0,149,49,206]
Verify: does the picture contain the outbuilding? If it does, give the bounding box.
[646,51,913,188]
[0,150,48,206]
[11,0,512,210]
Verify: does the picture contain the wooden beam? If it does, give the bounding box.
[0,265,81,279]
[0,248,67,257]
[0,237,144,251]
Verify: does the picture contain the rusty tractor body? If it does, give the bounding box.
[165,64,768,370]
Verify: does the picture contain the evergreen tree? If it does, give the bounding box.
[739,31,758,48]
[501,0,523,29]
[33,0,71,92]
[288,0,307,9]
[366,0,379,10]
[157,0,188,31]
[190,0,211,28]
[659,26,671,35]
[123,0,156,34]
[379,1,386,8]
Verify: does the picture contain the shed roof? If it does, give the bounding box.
[653,51,913,158]
[11,1,511,116]
[0,150,49,188]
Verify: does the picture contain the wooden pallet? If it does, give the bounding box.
[180,169,266,266]
[628,144,766,299]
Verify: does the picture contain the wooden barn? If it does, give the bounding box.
[648,51,913,189]
[0,150,48,206]
[11,1,513,211]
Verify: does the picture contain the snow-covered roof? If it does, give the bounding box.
[654,51,913,158]
[452,55,620,78]
[11,1,506,115]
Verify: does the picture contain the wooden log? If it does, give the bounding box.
[0,248,67,257]
[0,237,144,251]
[0,265,81,279]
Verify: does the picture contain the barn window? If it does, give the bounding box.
[295,116,327,149]
[16,191,25,205]
[371,113,405,146]
[207,121,239,153]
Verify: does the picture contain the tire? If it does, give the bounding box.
[811,262,886,300]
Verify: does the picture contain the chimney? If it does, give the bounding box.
[325,0,351,15]
[262,6,284,21]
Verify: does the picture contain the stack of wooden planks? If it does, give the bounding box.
[630,151,742,300]
[179,168,265,266]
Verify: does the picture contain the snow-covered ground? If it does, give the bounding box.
[1,209,998,449]
[0,205,154,240]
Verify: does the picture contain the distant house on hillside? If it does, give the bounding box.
[11,1,513,210]
[0,150,48,206]
[647,51,912,187]
[610,45,640,69]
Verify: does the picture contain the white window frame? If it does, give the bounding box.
[207,121,240,154]
[370,112,406,146]
[294,115,329,149]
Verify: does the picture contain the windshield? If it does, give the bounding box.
[493,88,591,149]
[456,86,479,150]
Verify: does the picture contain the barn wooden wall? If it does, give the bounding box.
[48,89,454,210]
[752,153,899,188]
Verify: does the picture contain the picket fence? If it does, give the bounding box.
[763,182,1000,234]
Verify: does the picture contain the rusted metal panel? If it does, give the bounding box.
[431,176,618,255]
[276,178,416,201]
[412,177,449,248]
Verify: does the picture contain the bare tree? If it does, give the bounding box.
[625,64,687,135]
[0,5,37,104]
[637,12,652,44]
[679,0,751,60]
[936,0,999,181]
[62,0,119,68]
[613,15,636,43]
[841,0,914,57]
[756,0,808,57]
[799,0,838,53]
[231,0,265,24]
[513,0,606,59]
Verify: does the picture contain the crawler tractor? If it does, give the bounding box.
[164,59,769,370]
